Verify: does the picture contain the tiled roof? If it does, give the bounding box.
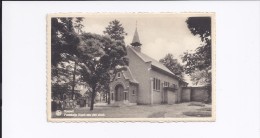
[128,46,176,76]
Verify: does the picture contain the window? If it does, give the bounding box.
[132,90,135,95]
[153,78,161,91]
[124,92,127,100]
[164,81,169,87]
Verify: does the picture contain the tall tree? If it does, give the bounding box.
[51,59,84,100]
[70,17,84,99]
[183,17,211,73]
[103,19,127,41]
[74,17,84,34]
[182,17,212,102]
[103,19,128,104]
[78,33,127,110]
[51,18,80,66]
[159,54,184,79]
[51,17,85,99]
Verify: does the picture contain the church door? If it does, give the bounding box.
[115,84,124,101]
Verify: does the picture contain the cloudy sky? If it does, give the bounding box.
[80,13,203,84]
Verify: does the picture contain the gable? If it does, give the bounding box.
[127,46,182,81]
[111,67,139,84]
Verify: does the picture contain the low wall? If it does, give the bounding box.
[181,87,210,102]
[191,87,209,102]
[181,88,191,102]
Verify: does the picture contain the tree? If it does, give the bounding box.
[103,19,128,104]
[51,17,85,99]
[103,19,127,41]
[183,17,211,73]
[182,17,212,103]
[51,59,85,100]
[74,17,84,34]
[51,18,81,67]
[159,53,184,79]
[69,18,84,99]
[77,33,127,110]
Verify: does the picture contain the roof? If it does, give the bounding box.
[131,28,142,46]
[128,46,175,75]
[122,66,139,84]
[128,46,187,83]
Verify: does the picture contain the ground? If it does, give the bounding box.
[52,102,212,118]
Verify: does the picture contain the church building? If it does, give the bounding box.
[109,27,188,105]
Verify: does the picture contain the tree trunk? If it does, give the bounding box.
[107,90,111,104]
[71,60,77,100]
[105,92,108,103]
[90,86,96,110]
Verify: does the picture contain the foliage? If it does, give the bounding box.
[51,17,85,101]
[51,83,70,100]
[51,17,82,67]
[51,18,128,109]
[190,69,211,86]
[159,53,184,79]
[182,17,212,86]
[51,59,87,99]
[103,19,128,104]
[74,17,84,34]
[103,19,127,41]
[77,33,127,110]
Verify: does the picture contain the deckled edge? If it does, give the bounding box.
[46,12,216,123]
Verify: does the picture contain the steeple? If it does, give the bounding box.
[131,21,142,52]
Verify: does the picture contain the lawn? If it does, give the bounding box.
[52,102,212,118]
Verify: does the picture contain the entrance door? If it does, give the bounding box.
[115,85,124,101]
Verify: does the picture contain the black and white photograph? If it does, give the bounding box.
[48,13,215,121]
[3,1,260,138]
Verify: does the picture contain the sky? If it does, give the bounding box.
[80,13,203,84]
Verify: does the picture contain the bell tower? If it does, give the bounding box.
[131,21,142,52]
